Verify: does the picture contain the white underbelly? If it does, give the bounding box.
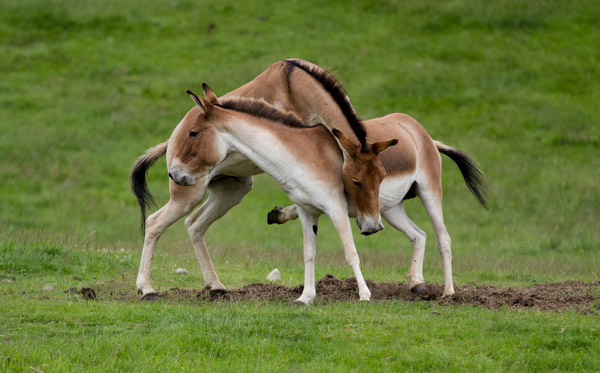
[379,174,417,211]
[213,152,263,177]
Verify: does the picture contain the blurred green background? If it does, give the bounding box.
[1,0,599,287]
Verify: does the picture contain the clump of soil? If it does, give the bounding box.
[65,287,97,300]
[80,287,97,300]
[153,275,600,314]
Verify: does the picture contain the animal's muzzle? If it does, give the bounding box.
[360,222,384,236]
[168,157,196,186]
[168,169,195,186]
[357,215,384,236]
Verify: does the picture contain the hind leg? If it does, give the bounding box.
[419,189,454,297]
[382,203,428,294]
[185,176,253,293]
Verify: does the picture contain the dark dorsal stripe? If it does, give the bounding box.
[283,59,368,150]
[283,61,295,94]
[217,97,311,129]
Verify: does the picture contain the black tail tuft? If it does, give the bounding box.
[130,141,168,235]
[437,145,488,208]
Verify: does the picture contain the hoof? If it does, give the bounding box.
[359,289,371,302]
[140,292,158,301]
[410,283,428,295]
[292,299,309,306]
[209,288,228,300]
[267,206,283,225]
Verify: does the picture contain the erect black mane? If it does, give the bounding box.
[283,59,368,150]
[216,97,311,129]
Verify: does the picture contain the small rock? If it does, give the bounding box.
[175,268,189,275]
[42,285,55,291]
[2,279,14,283]
[267,268,281,282]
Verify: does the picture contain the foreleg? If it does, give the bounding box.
[329,208,371,301]
[267,204,298,224]
[136,199,195,299]
[293,207,319,305]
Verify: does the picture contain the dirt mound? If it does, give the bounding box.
[155,275,600,314]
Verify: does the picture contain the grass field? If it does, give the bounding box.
[1,0,599,371]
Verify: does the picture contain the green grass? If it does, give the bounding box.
[2,241,599,371]
[1,0,599,371]
[3,300,599,372]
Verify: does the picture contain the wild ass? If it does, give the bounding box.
[131,84,397,304]
[267,113,487,296]
[224,59,388,234]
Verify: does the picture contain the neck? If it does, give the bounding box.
[217,114,341,193]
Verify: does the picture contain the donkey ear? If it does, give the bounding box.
[186,89,212,115]
[332,128,360,157]
[371,138,398,155]
[201,82,218,105]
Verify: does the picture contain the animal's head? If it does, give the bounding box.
[167,83,225,187]
[332,129,398,235]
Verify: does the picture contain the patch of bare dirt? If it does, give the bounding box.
[86,275,600,314]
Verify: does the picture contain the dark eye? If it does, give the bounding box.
[189,131,199,138]
[353,180,362,188]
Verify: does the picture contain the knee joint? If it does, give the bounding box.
[184,216,195,231]
[303,255,315,264]
[185,217,206,237]
[410,231,426,247]
[437,243,452,258]
[345,254,360,267]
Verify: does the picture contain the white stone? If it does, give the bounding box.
[175,268,189,275]
[42,285,55,291]
[267,268,281,282]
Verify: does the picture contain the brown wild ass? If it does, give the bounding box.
[131,84,398,304]
[267,113,487,296]
[224,59,388,235]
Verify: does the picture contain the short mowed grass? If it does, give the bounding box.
[2,242,599,372]
[1,0,599,371]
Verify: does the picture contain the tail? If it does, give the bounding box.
[130,141,169,234]
[434,141,488,208]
